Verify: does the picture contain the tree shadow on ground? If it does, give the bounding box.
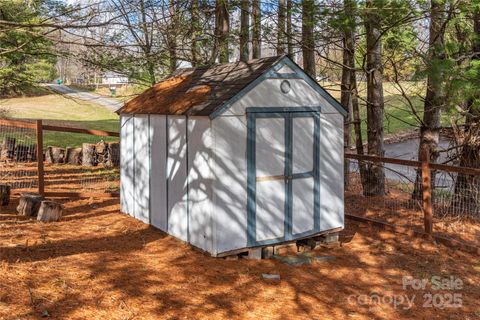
[0,197,478,320]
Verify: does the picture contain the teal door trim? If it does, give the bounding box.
[247,108,320,247]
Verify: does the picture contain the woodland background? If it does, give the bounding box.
[0,0,479,201]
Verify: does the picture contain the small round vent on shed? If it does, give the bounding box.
[280,80,291,94]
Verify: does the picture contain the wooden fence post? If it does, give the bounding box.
[421,148,433,235]
[36,120,45,196]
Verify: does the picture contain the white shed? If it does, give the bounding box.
[117,55,347,257]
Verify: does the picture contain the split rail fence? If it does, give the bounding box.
[345,152,480,253]
[0,118,119,198]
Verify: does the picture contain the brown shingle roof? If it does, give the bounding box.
[116,56,283,116]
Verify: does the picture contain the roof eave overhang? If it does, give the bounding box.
[208,55,348,120]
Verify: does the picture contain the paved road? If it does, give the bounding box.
[46,84,123,112]
[352,138,455,189]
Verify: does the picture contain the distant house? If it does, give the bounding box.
[117,55,347,257]
[102,72,129,85]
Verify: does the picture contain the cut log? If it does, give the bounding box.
[27,144,37,162]
[65,147,82,165]
[37,201,64,222]
[16,192,44,216]
[95,140,107,154]
[1,137,16,159]
[82,143,97,167]
[15,144,29,162]
[45,146,65,164]
[0,184,10,206]
[106,142,120,167]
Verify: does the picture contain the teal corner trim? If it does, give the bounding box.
[148,115,152,225]
[209,56,347,120]
[246,108,321,247]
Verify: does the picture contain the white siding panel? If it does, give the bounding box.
[187,117,214,253]
[133,115,150,224]
[167,116,188,242]
[292,177,315,235]
[120,115,134,216]
[256,180,285,241]
[319,113,344,231]
[212,116,248,253]
[150,115,168,232]
[225,78,338,115]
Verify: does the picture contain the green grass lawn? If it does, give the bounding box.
[321,81,453,139]
[0,94,119,148]
[0,81,453,148]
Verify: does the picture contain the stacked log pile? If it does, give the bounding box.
[0,136,119,167]
[0,137,37,162]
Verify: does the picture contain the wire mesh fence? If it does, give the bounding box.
[345,154,480,247]
[0,120,38,193]
[42,138,120,195]
[0,119,119,198]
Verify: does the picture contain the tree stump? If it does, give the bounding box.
[37,201,64,222]
[15,144,29,162]
[95,140,107,154]
[1,137,16,159]
[106,142,120,167]
[0,184,10,206]
[16,193,44,217]
[46,146,65,164]
[82,143,97,167]
[27,144,37,162]
[65,147,82,165]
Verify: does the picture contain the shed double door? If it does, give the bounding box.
[247,109,320,246]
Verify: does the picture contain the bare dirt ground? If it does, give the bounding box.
[0,196,479,320]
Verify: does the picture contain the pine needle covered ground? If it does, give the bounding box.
[0,196,478,320]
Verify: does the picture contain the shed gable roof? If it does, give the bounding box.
[117,55,347,117]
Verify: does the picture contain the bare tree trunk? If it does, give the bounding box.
[139,0,156,83]
[168,0,178,72]
[252,0,261,58]
[342,0,368,190]
[413,0,446,199]
[341,0,353,186]
[190,0,200,66]
[452,11,480,215]
[277,0,286,55]
[364,0,385,196]
[240,0,250,61]
[287,0,293,59]
[215,0,230,63]
[301,0,315,78]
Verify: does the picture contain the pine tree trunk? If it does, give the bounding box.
[452,11,480,215]
[364,0,385,196]
[168,0,178,72]
[287,0,293,59]
[301,0,315,78]
[190,0,200,66]
[413,0,446,199]
[252,0,261,58]
[215,0,230,63]
[277,0,286,55]
[240,0,250,61]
